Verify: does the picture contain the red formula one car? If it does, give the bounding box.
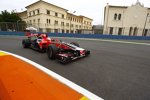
[22,33,90,63]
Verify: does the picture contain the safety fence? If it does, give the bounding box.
[0,31,150,40]
[0,22,26,32]
[0,22,93,34]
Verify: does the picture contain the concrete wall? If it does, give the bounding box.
[103,1,150,36]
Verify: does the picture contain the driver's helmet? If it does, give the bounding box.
[40,34,47,38]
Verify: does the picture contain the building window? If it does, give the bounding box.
[62,29,65,33]
[47,19,49,23]
[62,14,64,18]
[33,19,36,23]
[46,28,51,33]
[29,12,31,17]
[54,20,58,25]
[66,30,69,33]
[71,30,74,33]
[143,29,148,36]
[66,23,69,27]
[76,25,78,28]
[109,27,113,35]
[54,29,58,33]
[67,17,70,20]
[33,11,35,15]
[55,12,58,17]
[61,22,64,26]
[79,25,81,29]
[30,20,32,24]
[71,24,73,27]
[47,10,50,15]
[114,13,117,20]
[37,9,40,14]
[129,27,133,36]
[38,19,40,22]
[118,28,122,35]
[47,19,50,24]
[133,27,138,36]
[118,14,122,20]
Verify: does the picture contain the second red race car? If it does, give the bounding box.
[22,33,90,63]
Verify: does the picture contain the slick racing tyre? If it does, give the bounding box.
[22,39,31,48]
[70,42,80,47]
[47,44,58,59]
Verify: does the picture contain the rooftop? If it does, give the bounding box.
[26,0,68,11]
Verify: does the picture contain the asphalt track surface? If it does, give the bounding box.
[0,36,150,100]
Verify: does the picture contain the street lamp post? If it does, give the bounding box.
[142,13,149,36]
[17,20,20,32]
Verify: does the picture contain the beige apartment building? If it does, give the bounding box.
[103,0,150,36]
[19,0,93,33]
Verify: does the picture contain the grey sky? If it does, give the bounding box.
[0,0,149,25]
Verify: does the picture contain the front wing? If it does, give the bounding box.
[56,50,90,64]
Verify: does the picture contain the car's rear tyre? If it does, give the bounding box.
[22,39,31,48]
[47,44,58,59]
[70,42,80,47]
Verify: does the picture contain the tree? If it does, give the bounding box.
[0,15,3,22]
[0,10,23,31]
[0,10,22,22]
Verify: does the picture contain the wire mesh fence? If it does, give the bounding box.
[0,22,26,32]
[0,22,95,34]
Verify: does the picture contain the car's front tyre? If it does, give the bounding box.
[22,39,31,48]
[46,44,58,59]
